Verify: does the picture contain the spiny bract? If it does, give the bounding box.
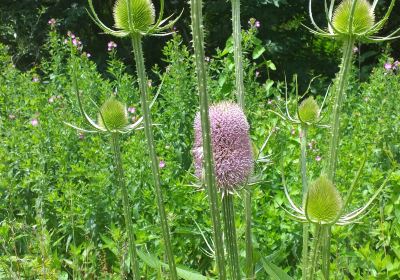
[193,102,253,192]
[298,96,320,124]
[113,0,155,34]
[306,175,343,224]
[98,97,128,130]
[332,0,375,36]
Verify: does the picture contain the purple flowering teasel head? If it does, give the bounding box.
[193,102,253,193]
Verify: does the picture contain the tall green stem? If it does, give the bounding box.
[111,133,140,280]
[189,0,227,278]
[300,125,310,280]
[231,0,245,107]
[130,35,178,280]
[231,1,253,278]
[222,194,241,280]
[323,37,355,279]
[309,224,322,280]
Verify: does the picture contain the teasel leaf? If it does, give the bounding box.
[298,96,320,124]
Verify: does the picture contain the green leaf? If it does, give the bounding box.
[252,45,266,59]
[261,259,293,280]
[265,60,276,70]
[137,249,211,280]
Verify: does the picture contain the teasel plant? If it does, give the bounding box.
[193,102,253,280]
[87,0,183,278]
[189,0,227,279]
[65,53,160,278]
[270,75,329,279]
[306,0,400,277]
[228,0,255,277]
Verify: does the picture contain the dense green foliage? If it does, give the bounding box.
[1,18,399,278]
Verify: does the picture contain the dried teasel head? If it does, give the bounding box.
[98,97,128,131]
[113,0,155,34]
[306,175,343,224]
[193,102,253,193]
[298,96,320,124]
[332,0,375,37]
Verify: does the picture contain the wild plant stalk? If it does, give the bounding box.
[321,36,355,279]
[189,0,227,278]
[300,125,309,279]
[230,1,253,278]
[222,194,241,280]
[130,34,178,280]
[110,133,141,279]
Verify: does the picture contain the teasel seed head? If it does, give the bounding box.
[193,102,253,193]
[98,97,128,131]
[332,0,375,37]
[306,175,343,224]
[113,0,155,34]
[298,96,320,124]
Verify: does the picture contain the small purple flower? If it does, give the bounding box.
[193,102,253,192]
[128,107,136,114]
[384,63,393,71]
[48,18,56,27]
[315,155,322,162]
[393,60,399,70]
[267,99,273,105]
[78,132,85,140]
[32,76,39,83]
[255,21,261,28]
[107,41,117,51]
[255,71,260,78]
[353,46,359,53]
[67,31,75,38]
[31,118,39,126]
[204,56,210,62]
[159,160,166,169]
[9,114,16,120]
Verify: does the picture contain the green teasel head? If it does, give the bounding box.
[307,0,400,43]
[113,0,155,34]
[298,96,320,124]
[88,0,183,37]
[98,97,128,131]
[332,0,375,37]
[305,175,343,224]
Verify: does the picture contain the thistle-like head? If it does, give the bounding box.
[88,0,182,37]
[98,97,128,131]
[306,175,343,224]
[193,102,253,193]
[308,0,399,43]
[332,0,375,36]
[113,0,155,34]
[298,96,320,124]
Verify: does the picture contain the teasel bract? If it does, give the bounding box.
[306,1,399,277]
[86,1,183,278]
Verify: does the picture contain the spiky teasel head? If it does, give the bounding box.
[306,175,343,224]
[308,0,399,43]
[88,0,182,38]
[332,0,375,37]
[298,96,320,124]
[98,97,128,131]
[193,102,253,193]
[113,0,155,34]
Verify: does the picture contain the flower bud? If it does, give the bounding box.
[98,97,128,130]
[306,175,343,224]
[193,102,253,192]
[332,0,375,36]
[298,96,319,124]
[113,0,155,34]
